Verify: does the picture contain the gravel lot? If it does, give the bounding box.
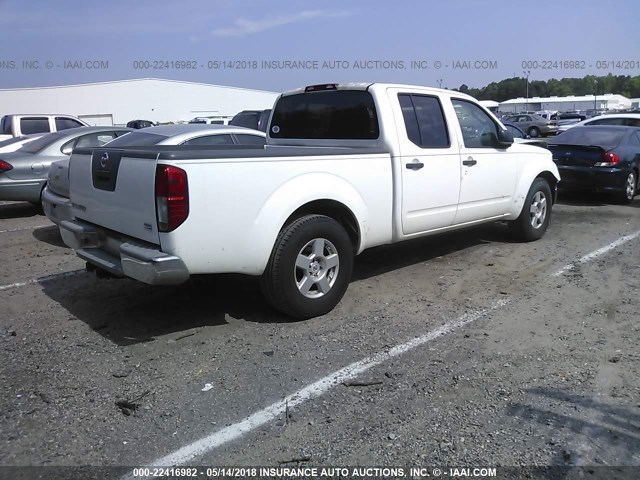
[1,194,639,479]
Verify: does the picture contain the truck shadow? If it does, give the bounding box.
[39,223,516,346]
[32,225,66,247]
[506,387,640,468]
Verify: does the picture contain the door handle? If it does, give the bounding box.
[405,161,424,170]
[462,157,477,166]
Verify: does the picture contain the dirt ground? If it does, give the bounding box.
[1,193,639,480]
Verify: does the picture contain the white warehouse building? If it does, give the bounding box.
[498,94,631,113]
[0,78,279,126]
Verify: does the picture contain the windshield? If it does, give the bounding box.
[270,90,379,139]
[551,127,626,150]
[104,131,168,147]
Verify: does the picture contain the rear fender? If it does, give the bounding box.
[249,173,369,274]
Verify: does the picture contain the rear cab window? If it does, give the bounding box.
[270,89,379,139]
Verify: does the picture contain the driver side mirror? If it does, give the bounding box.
[495,128,514,148]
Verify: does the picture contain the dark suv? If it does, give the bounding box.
[126,119,155,129]
[229,109,271,132]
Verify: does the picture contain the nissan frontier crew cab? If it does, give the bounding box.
[60,83,560,319]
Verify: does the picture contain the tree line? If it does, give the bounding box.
[455,74,640,102]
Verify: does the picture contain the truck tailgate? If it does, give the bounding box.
[69,148,160,245]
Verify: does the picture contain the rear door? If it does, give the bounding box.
[389,88,461,235]
[70,148,160,244]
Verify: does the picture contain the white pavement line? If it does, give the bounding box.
[0,224,50,234]
[552,229,640,277]
[122,299,509,477]
[0,270,84,291]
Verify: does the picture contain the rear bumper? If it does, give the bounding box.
[556,165,629,193]
[42,186,73,225]
[59,219,190,285]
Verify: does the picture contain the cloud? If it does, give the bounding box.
[212,10,350,37]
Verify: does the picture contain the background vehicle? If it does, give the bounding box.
[188,116,232,125]
[502,123,548,148]
[0,134,44,154]
[503,113,558,137]
[126,119,155,129]
[0,114,89,141]
[548,125,639,203]
[43,124,266,225]
[556,113,640,134]
[229,109,272,132]
[534,110,558,121]
[60,83,559,319]
[0,126,132,205]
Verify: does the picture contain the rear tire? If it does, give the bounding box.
[619,171,637,204]
[261,215,354,319]
[528,127,540,138]
[509,177,552,242]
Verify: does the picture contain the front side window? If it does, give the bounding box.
[20,117,50,135]
[398,94,449,148]
[234,134,266,145]
[55,117,84,130]
[451,99,500,148]
[181,134,234,146]
[271,90,379,140]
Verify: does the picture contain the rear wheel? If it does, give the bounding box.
[620,171,637,204]
[261,215,354,319]
[509,177,552,241]
[528,127,540,138]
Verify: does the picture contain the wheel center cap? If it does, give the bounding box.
[310,261,321,275]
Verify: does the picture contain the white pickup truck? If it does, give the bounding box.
[60,83,560,318]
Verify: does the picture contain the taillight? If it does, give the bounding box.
[0,160,13,172]
[594,151,620,167]
[155,165,188,232]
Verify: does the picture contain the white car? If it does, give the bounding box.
[42,124,266,225]
[556,113,640,134]
[0,134,44,154]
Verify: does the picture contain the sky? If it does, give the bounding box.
[1,0,639,94]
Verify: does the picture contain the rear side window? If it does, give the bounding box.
[20,117,51,135]
[398,94,449,148]
[234,134,266,145]
[270,90,379,139]
[55,117,84,130]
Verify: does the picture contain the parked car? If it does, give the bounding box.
[188,116,231,125]
[59,82,559,319]
[0,134,44,154]
[229,109,272,132]
[126,119,155,129]
[556,112,588,128]
[0,114,89,141]
[503,114,558,137]
[548,125,640,203]
[502,123,547,148]
[42,124,266,225]
[556,113,640,134]
[534,110,558,121]
[0,126,132,206]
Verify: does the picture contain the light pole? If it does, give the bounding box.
[523,70,530,112]
[593,79,598,113]
[437,78,443,88]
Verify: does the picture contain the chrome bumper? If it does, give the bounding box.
[59,219,189,285]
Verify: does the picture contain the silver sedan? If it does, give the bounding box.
[43,124,266,225]
[0,126,132,204]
